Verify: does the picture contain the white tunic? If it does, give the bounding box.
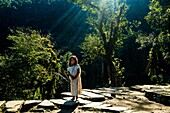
[67,64,82,96]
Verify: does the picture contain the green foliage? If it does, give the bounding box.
[0,28,64,100]
[81,33,105,64]
[0,0,56,8]
[72,0,137,86]
[136,0,170,84]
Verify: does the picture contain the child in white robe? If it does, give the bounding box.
[67,55,82,101]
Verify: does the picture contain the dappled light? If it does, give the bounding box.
[0,0,170,112]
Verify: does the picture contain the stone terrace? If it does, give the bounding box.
[1,85,170,113]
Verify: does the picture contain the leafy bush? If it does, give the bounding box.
[0,28,65,100]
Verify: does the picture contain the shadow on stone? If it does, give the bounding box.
[59,101,79,113]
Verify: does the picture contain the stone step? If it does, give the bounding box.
[80,102,103,109]
[6,100,24,112]
[0,101,6,112]
[37,100,55,110]
[21,100,41,112]
[63,97,92,105]
[83,89,114,99]
[61,92,87,98]
[81,91,105,102]
[50,99,67,106]
[0,101,6,107]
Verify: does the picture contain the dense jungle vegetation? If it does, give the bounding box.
[0,0,170,100]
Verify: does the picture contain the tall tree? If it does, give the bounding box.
[70,0,138,86]
[136,0,170,83]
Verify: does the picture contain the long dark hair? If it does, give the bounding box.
[69,55,78,66]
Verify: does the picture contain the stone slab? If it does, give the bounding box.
[63,97,92,105]
[81,91,105,102]
[102,93,113,99]
[94,104,112,109]
[61,92,72,97]
[38,100,55,110]
[6,100,24,108]
[0,101,6,107]
[21,100,42,112]
[24,100,42,105]
[50,99,67,105]
[61,92,87,98]
[81,102,103,108]
[6,104,22,112]
[107,106,128,112]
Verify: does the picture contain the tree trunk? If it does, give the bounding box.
[106,47,115,86]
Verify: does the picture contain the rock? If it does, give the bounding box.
[94,104,112,109]
[38,100,55,110]
[6,100,24,108]
[102,93,113,99]
[61,92,87,98]
[6,104,21,113]
[21,100,41,112]
[63,97,92,105]
[0,101,6,107]
[80,102,103,109]
[61,92,72,97]
[50,99,67,106]
[78,98,92,105]
[83,89,113,99]
[6,100,24,112]
[0,101,6,112]
[83,89,104,94]
[30,108,46,112]
[106,106,128,112]
[81,91,105,102]
[129,91,145,96]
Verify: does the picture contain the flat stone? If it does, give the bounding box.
[6,104,21,112]
[78,98,92,105]
[94,104,112,109]
[6,100,24,108]
[50,99,67,105]
[61,92,72,97]
[21,100,42,112]
[81,91,105,102]
[107,106,128,112]
[51,99,78,107]
[129,91,145,96]
[61,92,87,98]
[81,102,103,108]
[63,97,92,105]
[0,101,6,107]
[83,89,104,94]
[24,100,42,105]
[102,93,113,99]
[30,108,46,112]
[38,100,55,110]
[6,100,24,112]
[63,97,73,100]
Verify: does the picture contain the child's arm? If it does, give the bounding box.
[72,68,80,79]
[67,71,74,79]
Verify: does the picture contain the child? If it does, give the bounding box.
[67,55,82,101]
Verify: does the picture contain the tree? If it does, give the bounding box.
[0,0,56,8]
[136,0,170,84]
[69,0,138,86]
[0,28,64,100]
